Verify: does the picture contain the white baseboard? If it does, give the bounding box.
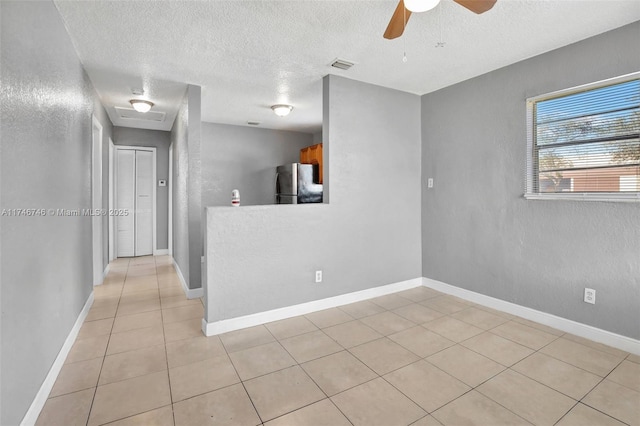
[172,258,204,300]
[202,277,422,336]
[154,249,169,256]
[422,277,640,355]
[21,292,94,426]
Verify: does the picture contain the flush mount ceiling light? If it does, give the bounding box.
[404,0,441,13]
[129,99,154,113]
[271,104,293,117]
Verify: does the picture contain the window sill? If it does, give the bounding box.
[524,193,640,203]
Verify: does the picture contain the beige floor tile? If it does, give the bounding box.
[160,286,185,298]
[219,325,275,353]
[512,352,601,400]
[583,379,640,426]
[323,320,383,348]
[461,332,534,367]
[512,317,564,336]
[490,321,558,350]
[556,403,626,426]
[229,341,296,380]
[264,399,351,426]
[106,326,165,355]
[244,365,325,422]
[166,335,226,368]
[384,360,471,412]
[66,334,110,363]
[360,311,416,336]
[92,296,121,309]
[279,330,343,363]
[265,316,318,340]
[119,289,160,304]
[477,369,576,425]
[475,305,516,320]
[350,337,419,375]
[36,388,95,426]
[427,345,505,387]
[395,286,443,303]
[608,360,640,392]
[369,293,414,310]
[338,300,386,319]
[627,353,640,364]
[540,337,624,377]
[331,377,426,426]
[116,299,161,317]
[112,310,162,333]
[86,304,118,321]
[77,318,114,340]
[432,390,532,426]
[162,304,203,324]
[173,383,260,426]
[106,405,174,426]
[164,317,203,343]
[393,303,445,324]
[88,371,171,426]
[422,316,484,343]
[420,297,469,314]
[388,326,455,357]
[450,307,509,330]
[121,281,159,295]
[100,344,167,385]
[301,350,377,396]
[50,357,102,397]
[305,308,354,329]
[411,416,444,425]
[169,354,240,402]
[563,334,629,358]
[160,295,202,310]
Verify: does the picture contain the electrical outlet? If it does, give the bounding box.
[315,270,322,283]
[427,178,434,188]
[584,288,596,304]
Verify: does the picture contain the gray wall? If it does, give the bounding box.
[205,75,422,322]
[0,1,111,423]
[113,126,171,250]
[201,123,313,207]
[421,22,640,339]
[171,85,202,289]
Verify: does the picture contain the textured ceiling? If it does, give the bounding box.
[54,0,640,133]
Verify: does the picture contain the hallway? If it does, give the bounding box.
[34,256,639,425]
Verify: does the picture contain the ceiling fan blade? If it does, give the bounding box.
[453,0,497,14]
[384,0,412,40]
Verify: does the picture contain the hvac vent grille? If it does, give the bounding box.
[330,58,355,70]
[115,107,166,122]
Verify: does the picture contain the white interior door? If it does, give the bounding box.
[116,149,135,257]
[135,150,153,256]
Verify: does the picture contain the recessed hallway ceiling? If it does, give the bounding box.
[54,0,640,133]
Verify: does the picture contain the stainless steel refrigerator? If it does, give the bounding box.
[275,163,323,204]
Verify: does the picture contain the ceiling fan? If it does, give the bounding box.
[384,0,497,39]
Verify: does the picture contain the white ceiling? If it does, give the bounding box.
[54,0,640,134]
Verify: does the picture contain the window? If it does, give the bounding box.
[526,73,640,201]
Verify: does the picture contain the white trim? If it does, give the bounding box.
[20,292,94,426]
[108,139,115,262]
[422,277,640,355]
[173,258,204,299]
[154,249,169,256]
[102,264,110,281]
[168,143,173,257]
[91,116,103,286]
[527,71,640,103]
[202,278,422,336]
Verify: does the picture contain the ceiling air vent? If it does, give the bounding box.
[115,106,166,122]
[330,58,355,71]
[247,121,261,126]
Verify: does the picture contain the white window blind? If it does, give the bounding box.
[526,73,640,201]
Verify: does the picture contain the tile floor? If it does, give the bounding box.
[36,256,640,426]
